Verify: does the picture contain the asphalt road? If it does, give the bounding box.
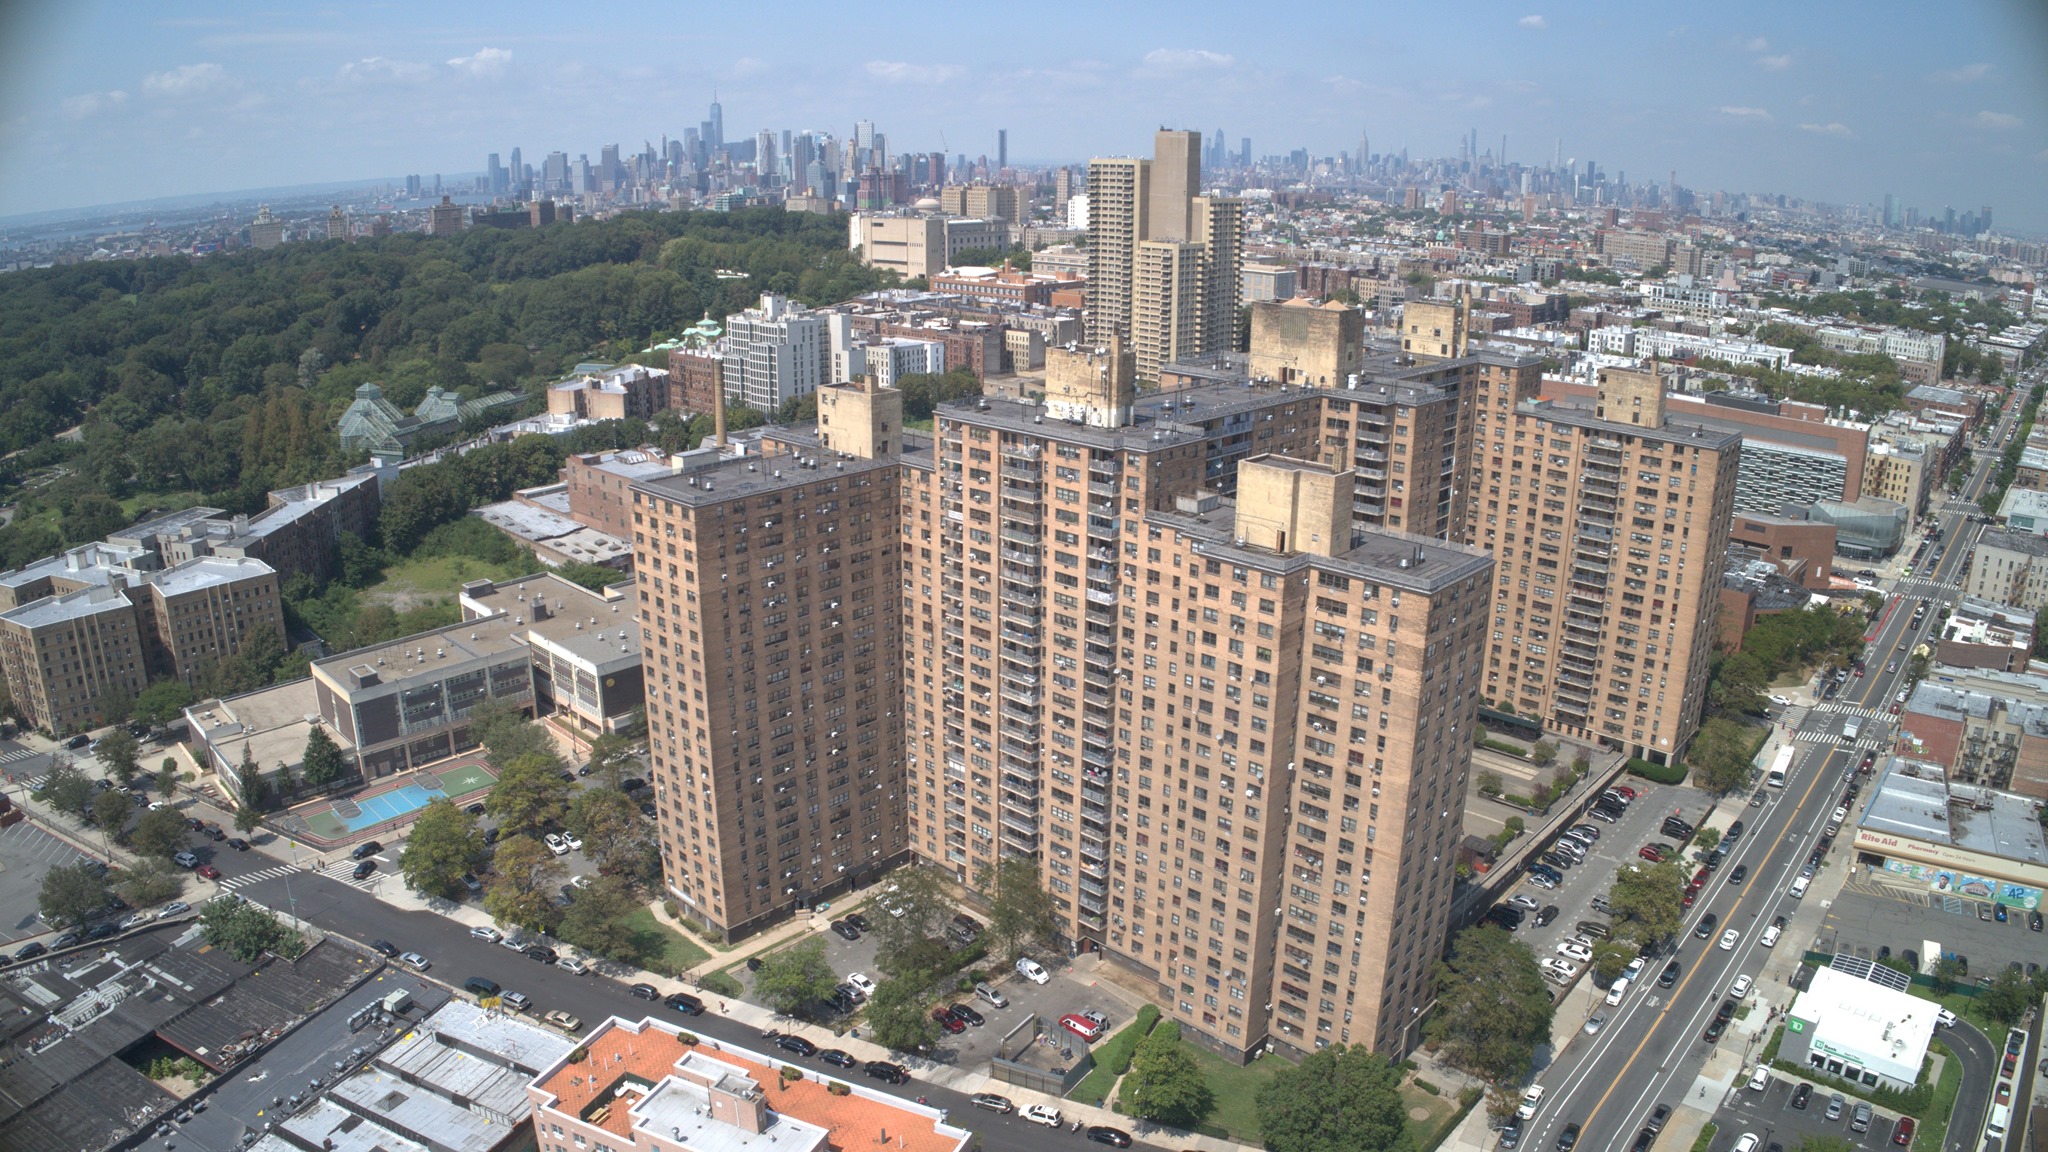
[1516,406,2013,1152]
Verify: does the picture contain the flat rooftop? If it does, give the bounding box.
[1521,396,1750,453]
[0,582,135,630]
[1861,758,2048,866]
[189,676,324,764]
[149,555,275,596]
[1150,495,1494,596]
[631,427,934,508]
[941,381,1320,455]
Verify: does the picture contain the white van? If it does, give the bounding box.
[1605,977,1630,1006]
[1789,874,1810,899]
[1986,1103,2009,1139]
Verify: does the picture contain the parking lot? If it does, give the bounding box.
[1819,879,2045,979]
[1486,777,1714,1004]
[730,897,1137,1072]
[0,816,98,944]
[1708,1070,1908,1151]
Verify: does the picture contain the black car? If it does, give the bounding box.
[86,922,120,940]
[863,1060,910,1084]
[1485,907,1521,931]
[777,1035,819,1057]
[629,983,661,1000]
[66,734,91,749]
[949,1003,983,1027]
[526,945,559,964]
[1086,1128,1132,1148]
[640,802,658,818]
[353,859,377,879]
[225,837,249,851]
[1658,960,1681,988]
[819,1049,858,1068]
[1534,905,1560,927]
[1646,1104,1670,1134]
[1791,1083,1811,1110]
[830,920,861,941]
[482,827,503,846]
[951,913,981,936]
[845,913,870,932]
[665,992,706,1016]
[2032,910,2044,932]
[370,939,399,957]
[351,840,382,860]
[1661,819,1693,839]
[465,803,486,816]
[1556,1122,1581,1151]
[619,778,648,794]
[12,942,47,962]
[1715,999,1736,1022]
[1702,1019,1726,1041]
[1727,865,1748,885]
[1703,848,1725,871]
[1724,820,1744,842]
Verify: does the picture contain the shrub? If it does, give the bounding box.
[700,970,744,998]
[678,1031,699,1045]
[1689,1122,1717,1152]
[1627,757,1688,785]
[781,1066,804,1082]
[568,1046,589,1064]
[1414,1078,1440,1095]
[827,1081,851,1096]
[663,899,681,919]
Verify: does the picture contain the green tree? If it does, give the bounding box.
[132,679,195,726]
[1979,965,2035,1026]
[96,729,141,787]
[130,805,191,860]
[864,975,941,1053]
[582,733,636,789]
[198,899,306,962]
[487,751,575,836]
[1530,740,1558,768]
[977,855,1056,965]
[1930,955,1963,995]
[470,699,560,772]
[39,862,114,927]
[1424,925,1555,1087]
[1688,718,1757,794]
[867,866,955,982]
[565,786,648,877]
[1255,1044,1414,1152]
[483,833,565,935]
[753,938,840,1017]
[92,785,133,835]
[399,798,484,898]
[558,874,642,961]
[1117,1022,1215,1127]
[232,742,268,834]
[301,725,348,790]
[1590,941,1636,986]
[116,860,185,908]
[1694,826,1722,852]
[1607,860,1688,950]
[35,757,94,816]
[155,760,179,800]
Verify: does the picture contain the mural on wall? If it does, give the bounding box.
[1881,859,2042,910]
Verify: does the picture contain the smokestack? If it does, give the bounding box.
[713,369,728,448]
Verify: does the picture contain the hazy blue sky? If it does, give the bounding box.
[3,1,2046,231]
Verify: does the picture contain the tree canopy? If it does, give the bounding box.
[1255,1043,1414,1152]
[1423,925,1555,1088]
[753,938,839,1018]
[399,797,484,898]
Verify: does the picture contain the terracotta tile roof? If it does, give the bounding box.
[532,1019,965,1152]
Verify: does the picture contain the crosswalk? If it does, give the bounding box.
[0,748,47,789]
[1792,730,1892,753]
[1808,703,1893,721]
[219,859,385,893]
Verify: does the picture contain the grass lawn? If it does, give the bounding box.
[368,552,529,601]
[1185,1045,1286,1143]
[1399,1083,1461,1150]
[619,906,712,976]
[1914,1042,1964,1152]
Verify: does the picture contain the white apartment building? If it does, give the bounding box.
[721,293,828,410]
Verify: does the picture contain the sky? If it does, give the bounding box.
[2,0,2046,232]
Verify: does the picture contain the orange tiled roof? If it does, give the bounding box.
[534,1021,962,1152]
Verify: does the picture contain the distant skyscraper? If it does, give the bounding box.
[600,144,622,190]
[509,147,524,193]
[1087,130,1239,376]
[487,152,506,195]
[708,94,724,151]
[755,130,778,187]
[1239,137,1251,167]
[997,129,1007,171]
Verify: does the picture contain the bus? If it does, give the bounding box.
[1766,745,1793,788]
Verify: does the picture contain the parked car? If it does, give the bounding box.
[776,1035,819,1057]
[863,1061,910,1084]
[1022,1104,1063,1127]
[556,955,591,975]
[819,1049,858,1068]
[470,925,502,943]
[195,864,222,880]
[370,939,399,958]
[525,945,558,964]
[949,1003,984,1027]
[1086,1128,1132,1147]
[544,833,571,856]
[225,838,249,851]
[971,1093,1014,1113]
[1015,957,1050,984]
[10,942,45,962]
[401,951,431,971]
[351,840,382,860]
[664,992,706,1016]
[846,972,877,997]
[629,982,660,1000]
[544,1010,583,1032]
[830,920,862,941]
[352,860,376,880]
[933,1006,967,1034]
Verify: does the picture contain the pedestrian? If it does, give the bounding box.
[721,1001,728,1013]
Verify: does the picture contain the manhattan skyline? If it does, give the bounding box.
[1,0,2046,231]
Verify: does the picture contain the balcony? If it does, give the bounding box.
[1081,745,1113,769]
[998,682,1040,707]
[1088,480,1119,498]
[998,808,1039,837]
[1000,525,1042,546]
[1001,463,1041,482]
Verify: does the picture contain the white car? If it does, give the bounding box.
[846,972,877,997]
[565,833,584,851]
[1605,977,1630,1005]
[1768,693,1792,706]
[1935,1009,1957,1028]
[545,833,571,856]
[1554,940,1594,963]
[1022,1104,1063,1127]
[568,874,592,890]
[1515,1085,1545,1120]
[557,956,591,975]
[1760,924,1782,947]
[1747,1065,1770,1092]
[1729,974,1753,999]
[1539,958,1578,979]
[1718,928,1740,951]
[1733,1133,1759,1152]
[1583,1013,1606,1035]
[1015,957,1050,984]
[1623,955,1646,980]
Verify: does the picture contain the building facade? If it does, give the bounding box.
[721,294,829,411]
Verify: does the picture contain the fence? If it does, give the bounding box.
[988,1014,1094,1096]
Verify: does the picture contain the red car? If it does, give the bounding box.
[1611,785,1638,800]
[1060,1013,1107,1043]
[195,864,222,880]
[1891,1117,1915,1145]
[1860,751,1876,773]
[1638,845,1665,863]
[932,1007,966,1035]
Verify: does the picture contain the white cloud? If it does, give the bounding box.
[731,57,768,78]
[1517,14,1547,29]
[142,63,228,98]
[336,57,433,84]
[864,60,965,85]
[1742,36,1770,52]
[1799,121,1857,138]
[1717,105,1772,120]
[1976,110,2022,129]
[446,47,511,77]
[62,90,128,120]
[1756,54,1791,71]
[1139,48,1235,71]
[1930,62,1992,83]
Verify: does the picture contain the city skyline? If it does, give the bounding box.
[1,1,2046,230]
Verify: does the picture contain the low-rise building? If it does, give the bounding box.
[525,1018,971,1152]
[1961,528,2048,610]
[1854,757,2048,912]
[548,364,671,422]
[1995,486,2048,536]
[1727,512,1836,590]
[1934,597,2035,673]
[1717,549,1817,649]
[1782,960,1940,1093]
